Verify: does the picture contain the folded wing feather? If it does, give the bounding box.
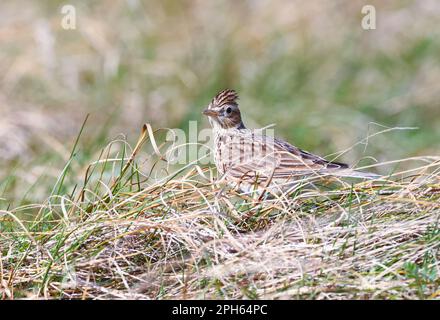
[216,131,348,182]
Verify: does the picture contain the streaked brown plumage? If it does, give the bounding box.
[203,89,378,193]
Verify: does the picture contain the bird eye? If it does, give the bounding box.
[226,107,232,114]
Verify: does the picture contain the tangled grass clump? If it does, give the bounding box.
[1,125,439,299]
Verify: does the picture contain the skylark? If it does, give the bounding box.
[203,89,379,194]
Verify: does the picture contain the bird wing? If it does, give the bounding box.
[217,132,347,182]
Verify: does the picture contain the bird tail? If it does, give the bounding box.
[332,169,381,180]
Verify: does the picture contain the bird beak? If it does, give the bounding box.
[202,109,219,117]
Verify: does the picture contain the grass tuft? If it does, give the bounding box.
[1,125,439,300]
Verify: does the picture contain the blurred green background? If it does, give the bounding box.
[1,0,440,207]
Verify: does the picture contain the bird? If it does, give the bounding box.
[202,89,380,195]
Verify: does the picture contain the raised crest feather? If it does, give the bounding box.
[211,89,239,107]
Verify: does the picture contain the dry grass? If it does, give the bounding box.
[1,125,439,299]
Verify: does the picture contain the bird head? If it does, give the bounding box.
[202,89,244,129]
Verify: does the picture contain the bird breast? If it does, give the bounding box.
[213,130,279,177]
